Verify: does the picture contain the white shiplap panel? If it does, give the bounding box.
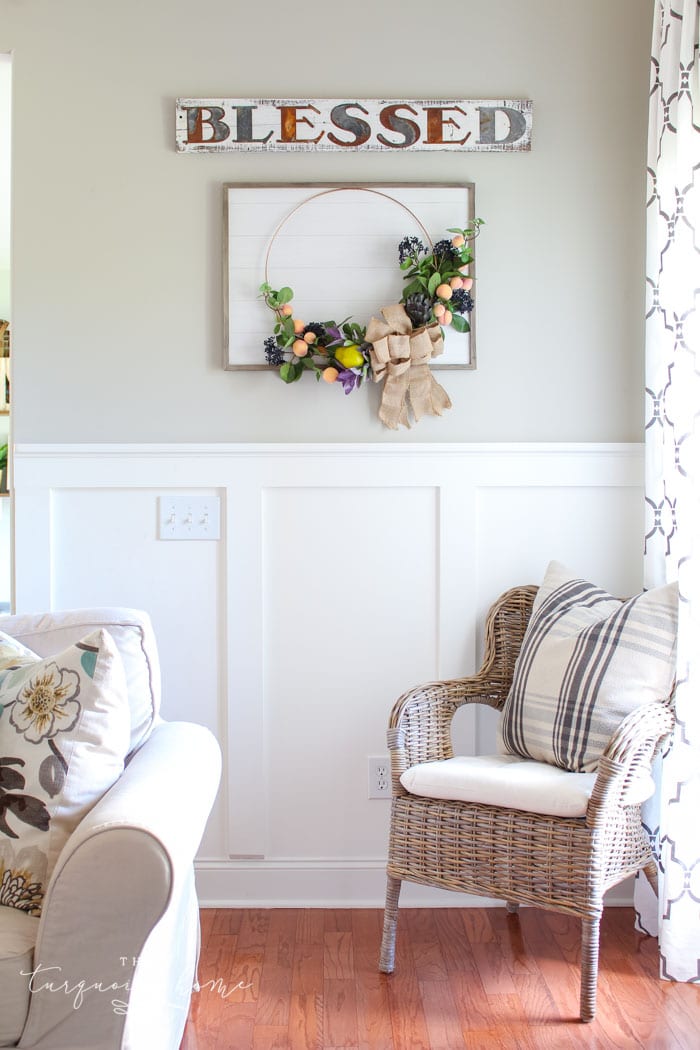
[229,272,410,306]
[230,234,407,271]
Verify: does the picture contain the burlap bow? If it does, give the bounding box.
[366,304,452,429]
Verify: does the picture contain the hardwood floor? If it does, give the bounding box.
[180,907,700,1050]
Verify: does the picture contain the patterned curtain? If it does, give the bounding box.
[638,0,700,982]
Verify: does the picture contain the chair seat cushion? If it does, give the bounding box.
[400,755,600,817]
[0,904,38,1045]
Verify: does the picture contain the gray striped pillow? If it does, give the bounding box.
[499,561,677,773]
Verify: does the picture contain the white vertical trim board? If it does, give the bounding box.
[12,443,644,905]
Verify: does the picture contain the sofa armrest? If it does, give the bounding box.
[19,721,221,1050]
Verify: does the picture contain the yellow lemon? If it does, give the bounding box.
[335,344,364,369]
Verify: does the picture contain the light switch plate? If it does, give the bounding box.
[158,495,221,540]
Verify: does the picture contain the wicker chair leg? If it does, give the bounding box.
[379,875,402,973]
[643,860,659,896]
[505,902,520,914]
[580,917,601,1022]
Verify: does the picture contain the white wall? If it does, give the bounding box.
[4,2,654,906]
[0,53,9,606]
[2,0,652,443]
[14,442,644,905]
[0,51,9,318]
[0,492,9,606]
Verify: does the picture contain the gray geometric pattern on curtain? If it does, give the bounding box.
[638,0,700,983]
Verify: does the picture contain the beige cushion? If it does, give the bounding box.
[499,561,678,772]
[0,904,38,1045]
[0,608,161,754]
[401,754,601,817]
[0,630,130,916]
[0,634,37,673]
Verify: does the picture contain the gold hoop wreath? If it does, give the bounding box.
[259,186,483,429]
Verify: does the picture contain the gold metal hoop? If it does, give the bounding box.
[263,186,434,287]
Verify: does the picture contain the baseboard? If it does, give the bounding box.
[194,859,635,909]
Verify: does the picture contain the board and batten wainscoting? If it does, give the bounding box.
[12,443,644,907]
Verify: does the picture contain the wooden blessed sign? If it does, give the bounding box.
[175,99,532,153]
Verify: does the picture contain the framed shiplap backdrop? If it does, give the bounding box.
[223,183,476,370]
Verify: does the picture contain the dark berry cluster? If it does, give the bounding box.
[398,236,426,264]
[303,322,326,338]
[264,336,285,366]
[432,238,460,268]
[450,289,474,315]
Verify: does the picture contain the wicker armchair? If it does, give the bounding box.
[379,585,675,1022]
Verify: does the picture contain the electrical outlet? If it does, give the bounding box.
[368,756,391,799]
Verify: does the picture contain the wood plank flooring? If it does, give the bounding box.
[180,907,700,1050]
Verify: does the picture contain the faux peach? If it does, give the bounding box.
[436,283,452,300]
[293,339,309,357]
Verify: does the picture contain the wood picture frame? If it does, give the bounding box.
[223,183,477,371]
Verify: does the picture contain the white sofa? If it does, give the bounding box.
[0,608,221,1050]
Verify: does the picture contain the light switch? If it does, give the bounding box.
[158,495,221,540]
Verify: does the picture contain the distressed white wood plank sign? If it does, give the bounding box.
[224,183,476,371]
[177,99,532,152]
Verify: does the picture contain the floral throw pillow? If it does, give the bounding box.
[0,629,130,915]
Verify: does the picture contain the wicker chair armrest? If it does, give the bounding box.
[388,673,506,747]
[386,585,537,793]
[387,674,501,792]
[586,698,675,828]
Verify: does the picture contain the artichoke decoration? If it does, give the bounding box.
[403,293,435,329]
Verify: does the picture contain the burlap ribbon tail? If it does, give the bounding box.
[366,304,452,429]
